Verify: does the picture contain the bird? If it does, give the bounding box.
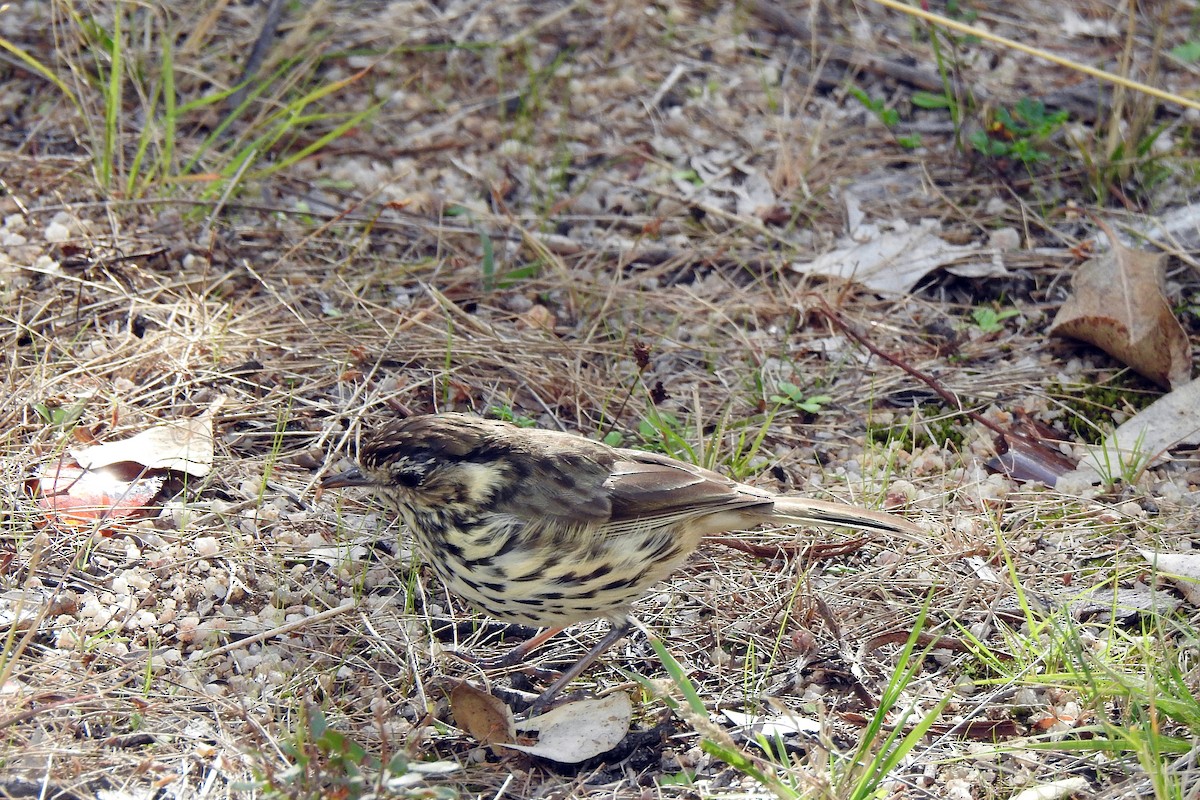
[321,412,922,711]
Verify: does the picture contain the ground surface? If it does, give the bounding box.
[1,1,1199,798]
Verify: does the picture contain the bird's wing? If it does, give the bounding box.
[486,439,769,529]
[604,450,772,524]
[481,428,918,538]
[485,440,617,524]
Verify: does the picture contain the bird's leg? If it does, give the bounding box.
[526,617,634,717]
[470,625,564,670]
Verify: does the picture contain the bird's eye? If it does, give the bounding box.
[393,469,424,488]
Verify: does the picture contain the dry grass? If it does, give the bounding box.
[1,0,1199,797]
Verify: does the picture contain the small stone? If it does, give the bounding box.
[44,221,70,242]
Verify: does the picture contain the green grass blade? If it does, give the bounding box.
[644,632,706,716]
[101,3,123,188]
[0,37,80,109]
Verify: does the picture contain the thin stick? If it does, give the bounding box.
[197,600,357,661]
[815,301,1030,444]
[870,0,1200,112]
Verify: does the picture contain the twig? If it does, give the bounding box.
[871,0,1200,112]
[197,600,357,661]
[227,0,288,113]
[814,301,1017,442]
[816,301,1081,483]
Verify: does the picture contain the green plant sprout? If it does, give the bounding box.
[970,305,1020,333]
[847,85,923,149]
[487,404,537,427]
[33,400,87,429]
[770,382,832,414]
[970,97,1069,166]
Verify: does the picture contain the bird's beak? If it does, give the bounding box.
[321,467,372,488]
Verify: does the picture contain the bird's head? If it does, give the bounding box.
[321,414,515,512]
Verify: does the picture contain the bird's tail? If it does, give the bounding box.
[768,496,921,535]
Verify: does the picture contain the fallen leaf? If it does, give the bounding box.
[1061,8,1119,38]
[722,708,821,737]
[70,414,214,478]
[0,589,50,632]
[1065,376,1200,484]
[985,432,1077,486]
[1069,582,1182,621]
[399,761,462,781]
[1048,219,1191,389]
[1139,550,1200,605]
[733,171,777,220]
[1137,200,1200,251]
[928,718,1023,740]
[963,556,1003,584]
[1011,777,1090,800]
[449,682,515,753]
[506,692,632,763]
[791,218,991,295]
[32,458,165,527]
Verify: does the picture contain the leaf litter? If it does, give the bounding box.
[1048,217,1192,390]
[0,1,1197,798]
[29,412,215,530]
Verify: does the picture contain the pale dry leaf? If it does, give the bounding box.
[734,171,777,219]
[1139,550,1200,605]
[791,219,983,295]
[1011,777,1091,800]
[1061,9,1118,38]
[97,791,154,800]
[722,708,820,737]
[449,682,516,752]
[506,692,632,763]
[1137,201,1200,252]
[390,760,461,789]
[1069,582,1182,621]
[1066,376,1200,484]
[70,414,215,477]
[1048,220,1191,389]
[963,556,1003,584]
[403,761,461,776]
[306,544,372,568]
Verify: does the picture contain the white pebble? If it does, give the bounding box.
[987,227,1021,251]
[34,254,61,273]
[194,536,219,558]
[44,221,70,242]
